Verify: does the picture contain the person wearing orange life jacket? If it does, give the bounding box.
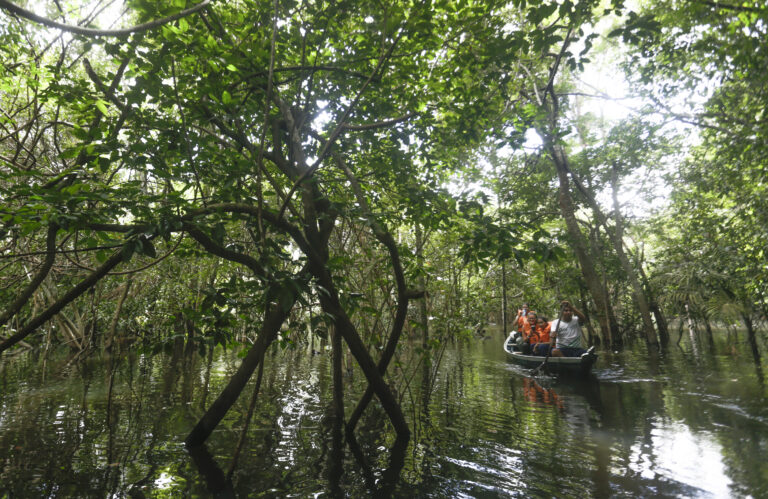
[530,316,552,356]
[519,310,538,354]
[515,303,531,334]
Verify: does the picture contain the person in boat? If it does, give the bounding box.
[518,310,539,354]
[549,301,588,357]
[530,316,552,356]
[515,303,531,334]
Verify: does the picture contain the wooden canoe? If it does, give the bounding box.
[503,333,597,375]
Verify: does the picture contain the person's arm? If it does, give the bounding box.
[571,305,587,323]
[549,320,557,347]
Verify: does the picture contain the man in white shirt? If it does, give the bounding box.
[550,300,588,357]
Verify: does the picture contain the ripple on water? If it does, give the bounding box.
[438,450,525,496]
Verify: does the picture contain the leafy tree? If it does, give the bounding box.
[1,0,603,445]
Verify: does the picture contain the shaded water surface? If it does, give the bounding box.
[1,329,767,497]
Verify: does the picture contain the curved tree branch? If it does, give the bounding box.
[0,246,124,354]
[333,153,414,433]
[276,30,405,222]
[0,0,211,37]
[342,111,417,131]
[0,223,57,330]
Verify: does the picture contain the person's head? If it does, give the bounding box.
[561,304,573,321]
[527,311,537,323]
[522,302,529,311]
[537,317,548,328]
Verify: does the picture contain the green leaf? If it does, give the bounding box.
[222,90,232,104]
[94,99,109,115]
[95,250,108,263]
[142,239,157,258]
[121,241,135,262]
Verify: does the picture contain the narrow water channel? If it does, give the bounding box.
[1,327,766,497]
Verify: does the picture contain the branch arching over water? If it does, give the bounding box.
[0,0,211,37]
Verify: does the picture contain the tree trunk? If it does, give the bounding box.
[329,324,344,493]
[743,313,761,364]
[637,264,670,347]
[185,299,290,446]
[107,281,132,353]
[311,263,410,438]
[548,141,619,348]
[609,165,659,348]
[501,261,508,335]
[685,302,700,357]
[578,289,599,346]
[416,223,429,349]
[589,226,622,348]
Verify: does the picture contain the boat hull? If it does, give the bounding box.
[503,334,596,375]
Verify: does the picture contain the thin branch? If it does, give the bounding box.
[277,32,404,222]
[0,242,124,259]
[0,247,124,354]
[0,224,57,329]
[0,0,211,37]
[255,0,280,247]
[83,57,127,109]
[343,112,417,131]
[62,233,185,277]
[544,24,574,109]
[698,0,766,13]
[239,65,377,84]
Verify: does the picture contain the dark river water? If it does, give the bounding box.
[1,327,767,497]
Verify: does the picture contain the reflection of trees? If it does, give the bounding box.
[2,335,766,496]
[655,349,768,496]
[1,346,211,496]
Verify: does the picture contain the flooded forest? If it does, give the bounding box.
[1,0,767,496]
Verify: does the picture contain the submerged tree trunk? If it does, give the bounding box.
[685,302,701,357]
[331,325,344,424]
[637,264,670,347]
[416,223,429,349]
[311,261,410,438]
[743,313,761,364]
[185,299,291,446]
[335,154,415,437]
[227,357,265,478]
[329,324,344,493]
[703,314,715,350]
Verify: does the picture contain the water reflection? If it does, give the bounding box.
[1,327,767,497]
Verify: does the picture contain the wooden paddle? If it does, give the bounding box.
[532,303,564,375]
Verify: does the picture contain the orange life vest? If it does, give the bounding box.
[517,309,536,338]
[530,322,551,344]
